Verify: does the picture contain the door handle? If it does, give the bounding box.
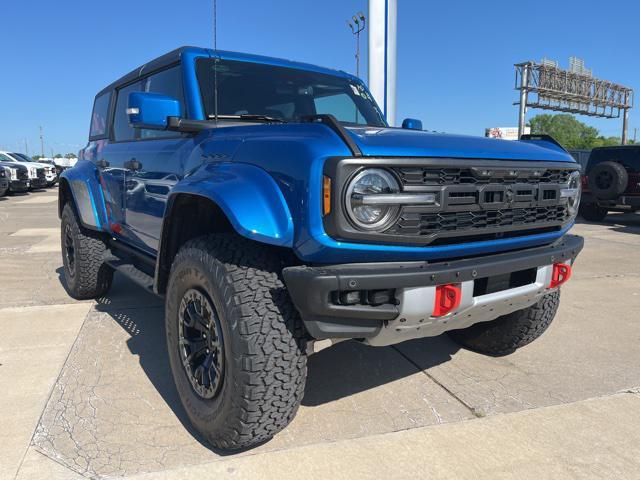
[124,158,142,171]
[95,158,109,168]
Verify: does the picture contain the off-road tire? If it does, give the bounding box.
[60,203,113,299]
[588,161,628,200]
[165,234,307,450]
[448,290,560,355]
[579,203,608,222]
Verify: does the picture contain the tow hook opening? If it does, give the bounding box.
[432,283,462,317]
[548,263,572,289]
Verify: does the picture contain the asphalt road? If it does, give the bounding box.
[1,186,639,479]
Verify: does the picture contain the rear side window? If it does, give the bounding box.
[113,81,142,142]
[140,66,185,139]
[89,91,112,139]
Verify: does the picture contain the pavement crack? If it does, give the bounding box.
[391,346,480,417]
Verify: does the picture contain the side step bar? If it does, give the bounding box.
[103,246,159,296]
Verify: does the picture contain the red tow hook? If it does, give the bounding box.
[432,284,462,317]
[548,263,572,289]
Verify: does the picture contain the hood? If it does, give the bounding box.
[0,161,27,172]
[344,126,573,162]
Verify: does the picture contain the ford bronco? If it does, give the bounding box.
[59,46,584,450]
[579,145,640,221]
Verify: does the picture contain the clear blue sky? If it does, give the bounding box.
[1,0,638,155]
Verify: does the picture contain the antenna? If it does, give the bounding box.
[213,0,217,50]
[213,0,219,123]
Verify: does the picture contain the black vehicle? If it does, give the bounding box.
[579,145,640,221]
[0,167,9,196]
[0,162,30,193]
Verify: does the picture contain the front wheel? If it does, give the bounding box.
[448,291,560,355]
[579,203,608,222]
[165,234,307,450]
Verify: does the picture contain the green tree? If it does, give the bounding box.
[32,155,43,161]
[64,153,77,159]
[54,154,63,158]
[528,114,603,149]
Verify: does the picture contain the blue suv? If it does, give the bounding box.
[60,46,584,449]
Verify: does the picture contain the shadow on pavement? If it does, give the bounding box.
[577,212,640,234]
[303,337,458,406]
[55,267,461,453]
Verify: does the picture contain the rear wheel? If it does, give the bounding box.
[60,203,113,299]
[448,291,560,355]
[579,203,608,222]
[165,234,307,450]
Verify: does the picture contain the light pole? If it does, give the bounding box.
[347,12,366,78]
[39,126,44,158]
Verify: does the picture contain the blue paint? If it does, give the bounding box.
[64,46,579,273]
[127,92,181,129]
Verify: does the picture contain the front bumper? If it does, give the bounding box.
[283,234,584,346]
[30,177,47,189]
[582,192,640,209]
[9,179,30,192]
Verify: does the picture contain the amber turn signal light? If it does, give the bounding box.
[323,175,331,216]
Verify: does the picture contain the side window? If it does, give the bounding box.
[113,82,142,142]
[314,93,365,124]
[140,66,185,139]
[89,91,111,139]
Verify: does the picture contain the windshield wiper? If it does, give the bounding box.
[208,114,287,123]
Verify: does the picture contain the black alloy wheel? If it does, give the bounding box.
[594,170,613,191]
[178,288,224,400]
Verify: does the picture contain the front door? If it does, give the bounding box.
[121,65,190,253]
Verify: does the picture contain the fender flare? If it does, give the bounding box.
[58,161,107,230]
[162,162,294,247]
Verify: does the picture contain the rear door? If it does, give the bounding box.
[89,84,142,237]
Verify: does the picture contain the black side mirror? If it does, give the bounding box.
[402,118,423,130]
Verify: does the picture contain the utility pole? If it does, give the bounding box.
[347,12,366,78]
[633,127,637,144]
[24,138,29,155]
[517,63,530,139]
[39,126,44,158]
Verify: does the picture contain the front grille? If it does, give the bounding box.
[394,166,574,186]
[17,170,29,180]
[389,205,569,236]
[37,168,45,178]
[323,158,579,246]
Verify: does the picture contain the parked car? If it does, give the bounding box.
[579,145,640,221]
[0,161,30,193]
[0,152,45,189]
[59,46,584,450]
[6,152,58,187]
[0,166,9,197]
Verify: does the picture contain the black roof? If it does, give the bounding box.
[96,46,208,97]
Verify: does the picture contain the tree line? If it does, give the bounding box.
[529,114,631,149]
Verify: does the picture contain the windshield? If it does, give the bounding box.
[12,153,32,162]
[196,58,386,127]
[0,153,18,163]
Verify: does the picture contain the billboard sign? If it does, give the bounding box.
[485,127,530,141]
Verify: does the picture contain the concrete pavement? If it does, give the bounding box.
[1,187,639,479]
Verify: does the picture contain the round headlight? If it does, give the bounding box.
[563,170,582,218]
[345,168,400,230]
